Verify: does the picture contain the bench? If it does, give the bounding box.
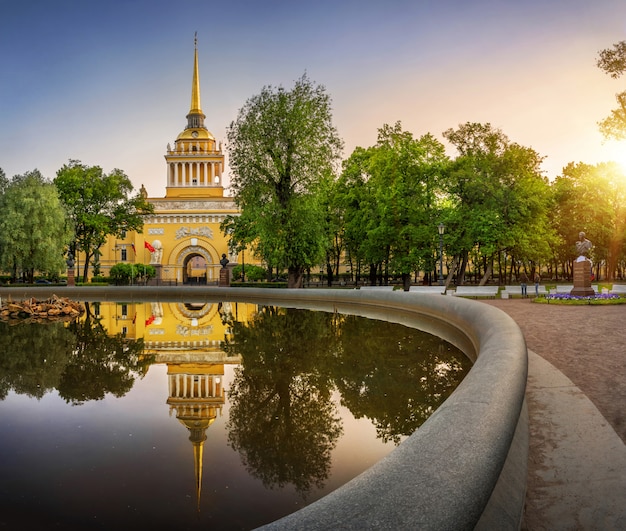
[501,285,548,298]
[406,285,446,295]
[609,284,626,295]
[450,286,499,298]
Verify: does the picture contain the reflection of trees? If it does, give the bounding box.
[224,307,343,496]
[0,304,151,405]
[334,316,471,444]
[58,312,151,405]
[0,321,74,400]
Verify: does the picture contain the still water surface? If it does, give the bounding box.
[0,301,470,530]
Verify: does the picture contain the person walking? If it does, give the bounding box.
[520,271,529,298]
[534,272,541,297]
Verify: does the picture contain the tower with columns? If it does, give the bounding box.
[95,35,241,284]
[164,34,225,198]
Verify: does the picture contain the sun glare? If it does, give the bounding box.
[600,142,626,178]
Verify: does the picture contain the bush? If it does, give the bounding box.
[232,264,267,282]
[109,263,155,284]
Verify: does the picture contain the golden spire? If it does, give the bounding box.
[190,32,202,114]
[186,32,206,130]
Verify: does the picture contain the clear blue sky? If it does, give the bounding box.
[1,0,626,196]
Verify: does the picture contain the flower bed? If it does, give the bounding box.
[536,293,625,305]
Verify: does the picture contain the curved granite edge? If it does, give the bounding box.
[1,286,528,530]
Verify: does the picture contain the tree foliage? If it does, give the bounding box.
[597,41,626,140]
[442,123,553,284]
[552,162,626,280]
[226,74,343,287]
[109,262,155,285]
[336,123,449,287]
[0,170,71,282]
[54,160,153,282]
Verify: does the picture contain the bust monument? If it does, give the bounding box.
[575,232,592,261]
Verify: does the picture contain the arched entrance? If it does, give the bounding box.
[174,244,219,285]
[183,253,208,284]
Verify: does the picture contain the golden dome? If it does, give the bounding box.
[176,128,215,141]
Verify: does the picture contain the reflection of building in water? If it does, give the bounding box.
[167,361,224,511]
[89,300,255,510]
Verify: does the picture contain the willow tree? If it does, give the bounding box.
[226,74,343,288]
[0,170,71,282]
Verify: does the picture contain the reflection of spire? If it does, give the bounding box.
[167,364,224,512]
[186,421,208,512]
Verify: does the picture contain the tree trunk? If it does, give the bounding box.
[445,255,458,288]
[402,273,411,291]
[369,263,377,286]
[458,251,468,285]
[326,262,334,287]
[288,266,304,288]
[479,261,493,286]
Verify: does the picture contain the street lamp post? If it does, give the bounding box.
[438,223,445,286]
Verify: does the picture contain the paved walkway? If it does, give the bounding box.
[482,300,626,530]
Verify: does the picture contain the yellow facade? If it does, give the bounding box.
[95,36,238,284]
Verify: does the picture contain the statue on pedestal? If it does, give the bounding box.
[575,232,592,262]
[571,231,595,297]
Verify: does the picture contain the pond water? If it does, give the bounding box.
[0,301,471,530]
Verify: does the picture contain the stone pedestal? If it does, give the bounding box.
[154,264,162,284]
[219,268,230,287]
[570,259,594,297]
[67,268,75,287]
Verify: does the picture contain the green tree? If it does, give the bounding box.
[0,167,7,193]
[368,123,448,288]
[335,146,377,284]
[226,74,343,288]
[442,123,552,285]
[597,41,626,140]
[551,162,626,280]
[54,160,153,282]
[0,170,71,282]
[337,124,449,288]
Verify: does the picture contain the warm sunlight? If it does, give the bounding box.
[599,141,626,178]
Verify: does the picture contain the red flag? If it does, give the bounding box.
[145,315,155,326]
[144,241,155,252]
[131,243,136,254]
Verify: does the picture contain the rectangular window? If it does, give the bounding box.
[121,304,128,318]
[121,248,127,261]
